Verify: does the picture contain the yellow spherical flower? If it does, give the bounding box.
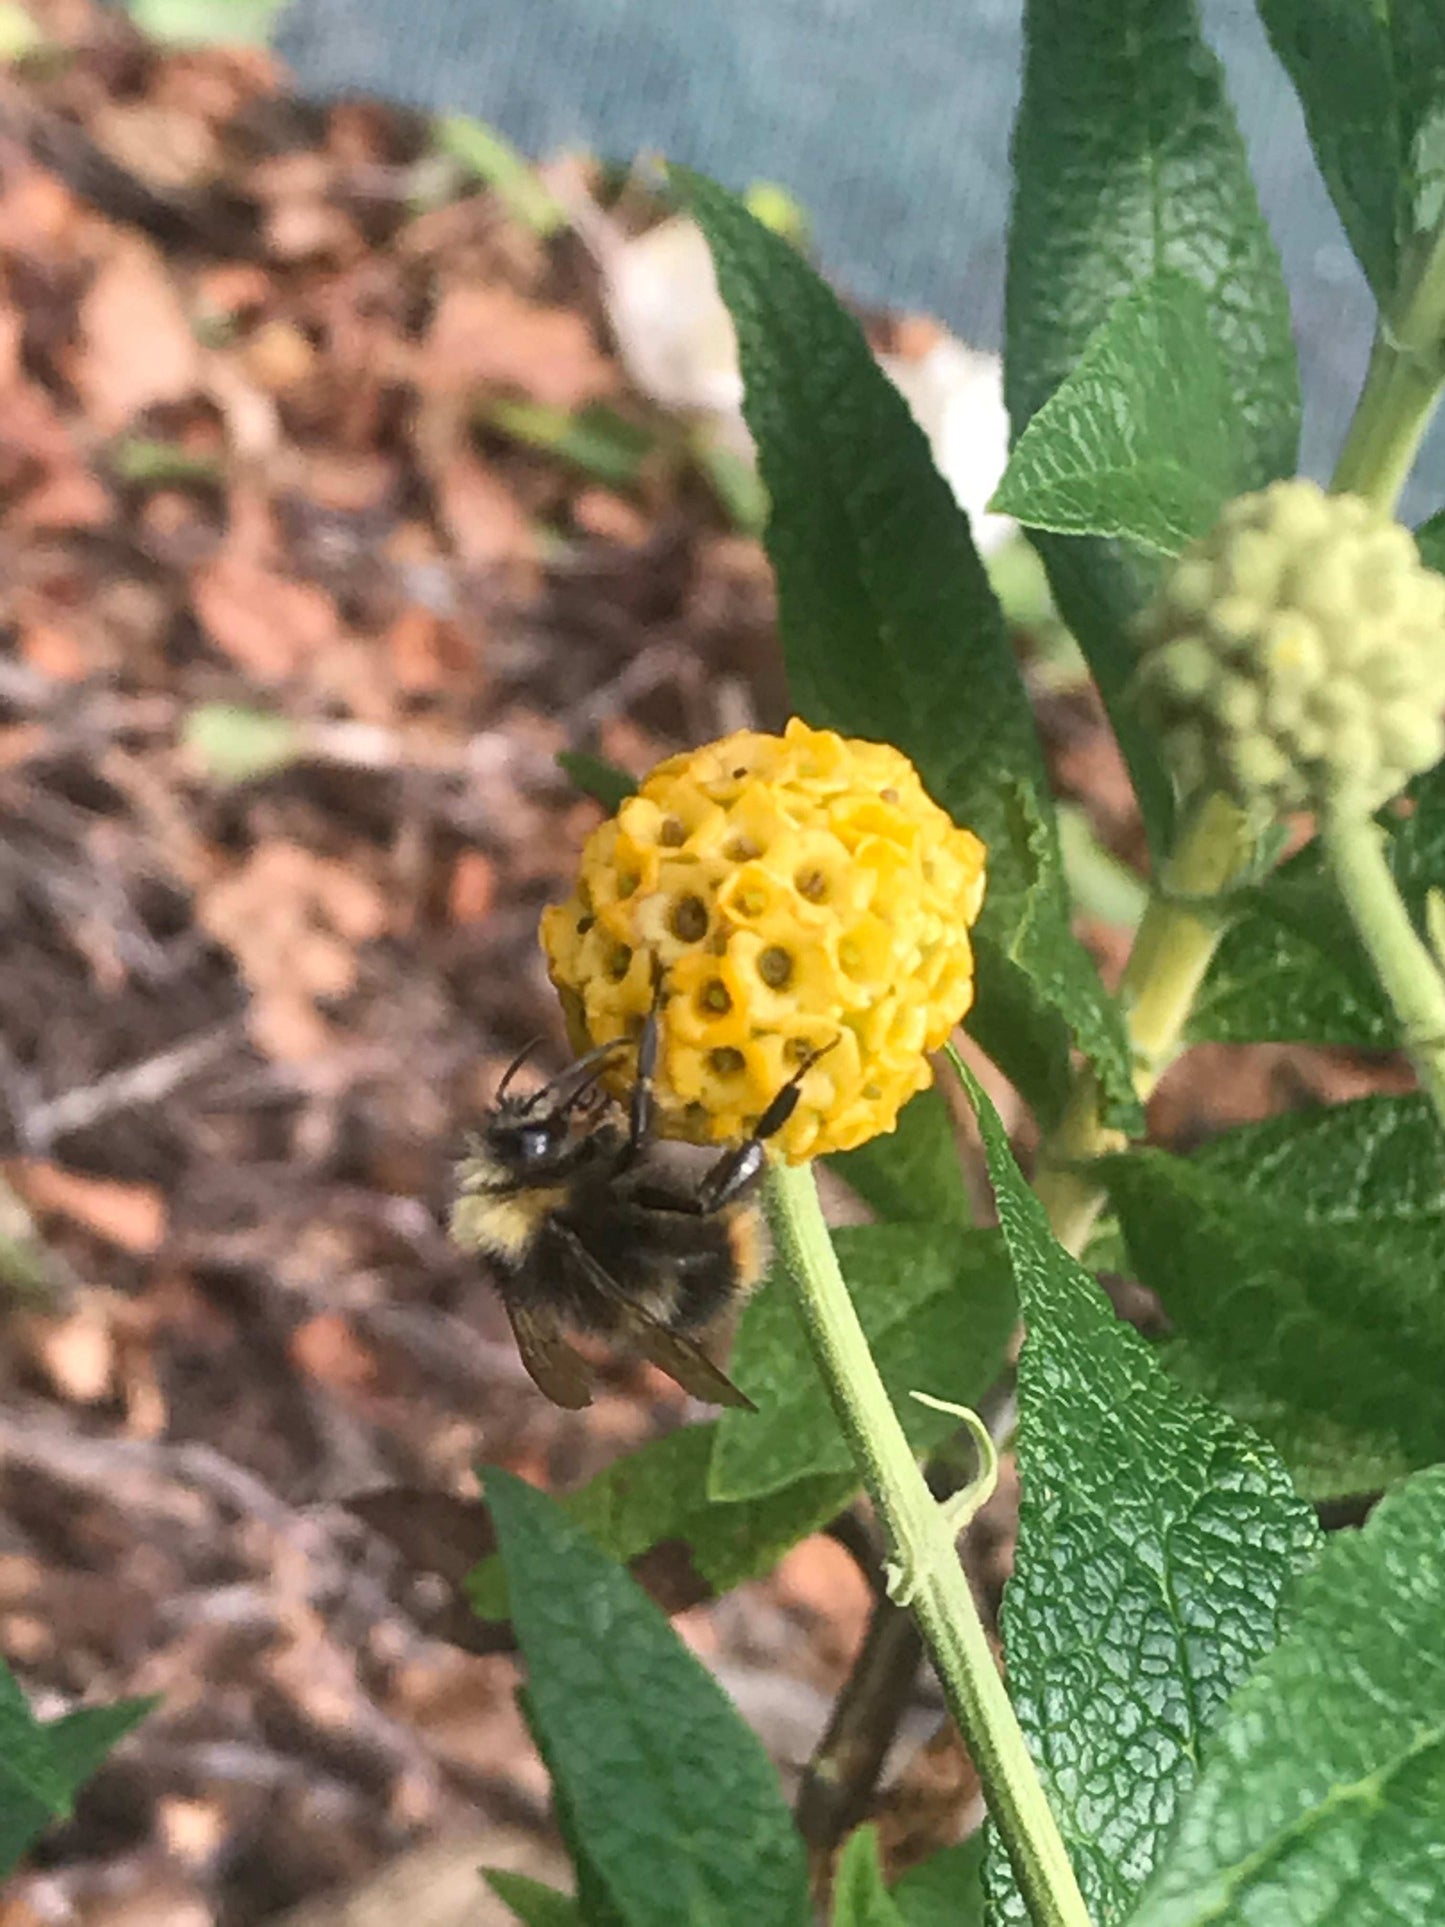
[541,719,987,1161]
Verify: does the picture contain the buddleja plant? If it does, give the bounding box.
[467,5,1445,1925]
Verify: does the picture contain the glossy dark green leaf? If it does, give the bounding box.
[1127,1467,1445,1927]
[960,1063,1319,1925]
[1256,0,1445,307]
[1159,1340,1409,1504]
[0,1662,152,1878]
[889,1835,986,1927]
[831,1826,906,1927]
[555,750,637,813]
[1103,1096,1445,1473]
[518,1690,630,1927]
[827,1084,969,1226]
[1007,0,1300,852]
[483,1869,583,1927]
[709,1226,1016,1503]
[1007,0,1300,470]
[1193,763,1445,1045]
[487,1470,811,1927]
[468,1421,856,1621]
[993,272,1244,557]
[676,166,1138,1134]
[1417,507,1445,572]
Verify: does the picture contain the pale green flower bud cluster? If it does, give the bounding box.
[1135,480,1445,816]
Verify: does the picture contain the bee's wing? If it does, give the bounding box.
[501,1298,595,1410]
[632,1320,758,1412]
[551,1222,756,1412]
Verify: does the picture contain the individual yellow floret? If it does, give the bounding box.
[541,718,987,1161]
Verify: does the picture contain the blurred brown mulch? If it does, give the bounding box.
[0,10,805,1922]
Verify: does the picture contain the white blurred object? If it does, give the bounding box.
[600,215,749,446]
[592,207,1015,550]
[877,335,1016,555]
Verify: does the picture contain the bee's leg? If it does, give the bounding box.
[695,1043,835,1214]
[617,973,666,1169]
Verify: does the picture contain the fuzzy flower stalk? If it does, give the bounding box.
[543,721,1092,1926]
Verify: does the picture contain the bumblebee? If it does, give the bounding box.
[452,1000,823,1411]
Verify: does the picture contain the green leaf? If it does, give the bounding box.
[1256,0,1445,307]
[959,1061,1319,1925]
[676,166,1138,1134]
[519,1693,629,1927]
[127,0,284,46]
[1102,1096,1445,1474]
[1189,865,1392,1047]
[1417,506,1445,572]
[184,702,301,783]
[111,437,224,486]
[483,1869,583,1927]
[832,1827,906,1926]
[1027,535,1177,858]
[709,1226,1016,1503]
[468,1422,856,1621]
[0,1662,153,1878]
[827,1086,969,1226]
[1160,1340,1410,1504]
[1057,802,1150,929]
[1007,0,1300,852]
[487,1470,811,1927]
[434,114,567,236]
[1193,763,1445,1046]
[889,1835,986,1927]
[690,423,770,535]
[1007,0,1299,498]
[993,272,1244,557]
[1126,1466,1445,1927]
[555,750,637,813]
[483,399,655,490]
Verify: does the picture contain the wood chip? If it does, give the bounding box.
[7,1161,167,1254]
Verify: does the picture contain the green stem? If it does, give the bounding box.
[1321,809,1445,1130]
[1033,791,1256,1254]
[1330,330,1443,510]
[1321,216,1445,1128]
[766,1160,1094,1927]
[1331,220,1445,512]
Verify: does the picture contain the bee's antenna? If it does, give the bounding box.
[496,1037,545,1101]
[562,1058,623,1113]
[522,1036,631,1113]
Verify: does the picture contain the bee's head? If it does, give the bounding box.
[483,1036,629,1174]
[485,1096,569,1173]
